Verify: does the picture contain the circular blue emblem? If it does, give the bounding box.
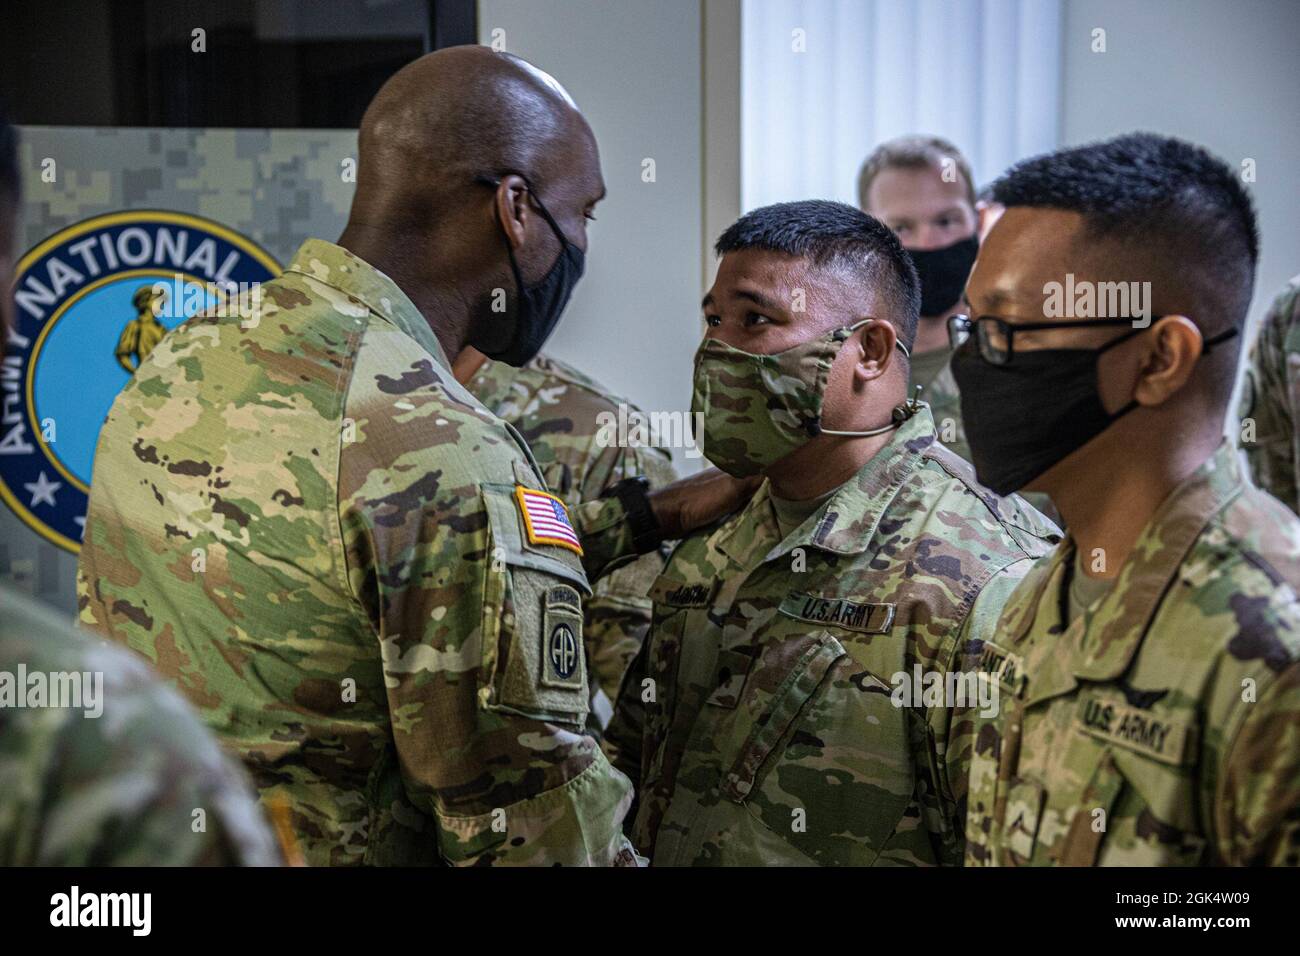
[0,211,279,552]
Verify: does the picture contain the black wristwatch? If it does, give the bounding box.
[604,476,662,554]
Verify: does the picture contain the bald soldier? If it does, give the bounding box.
[616,201,1059,866]
[456,347,677,733]
[76,47,749,866]
[1237,273,1300,513]
[954,133,1300,865]
[0,114,278,867]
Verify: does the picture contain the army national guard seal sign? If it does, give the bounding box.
[0,210,279,552]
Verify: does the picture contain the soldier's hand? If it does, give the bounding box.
[649,469,761,541]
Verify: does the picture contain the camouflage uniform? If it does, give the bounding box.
[917,350,970,464]
[1,583,280,865]
[76,239,642,867]
[619,406,1060,865]
[965,442,1300,866]
[467,354,677,722]
[1238,273,1300,513]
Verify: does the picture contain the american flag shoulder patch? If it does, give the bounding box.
[514,486,584,555]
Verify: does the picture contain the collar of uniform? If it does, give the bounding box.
[709,479,784,573]
[708,403,937,569]
[1014,440,1247,712]
[1019,541,1082,708]
[468,356,519,410]
[1066,440,1246,682]
[283,239,452,370]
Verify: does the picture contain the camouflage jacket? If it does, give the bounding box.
[467,354,677,720]
[621,406,1060,866]
[1,584,280,865]
[76,239,642,867]
[965,442,1300,866]
[1238,273,1300,513]
[916,348,970,466]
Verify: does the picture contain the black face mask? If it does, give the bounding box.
[906,236,979,318]
[951,320,1237,495]
[472,174,586,367]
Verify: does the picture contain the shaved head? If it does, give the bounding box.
[337,45,605,363]
[349,45,595,231]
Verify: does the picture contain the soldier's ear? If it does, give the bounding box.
[1132,315,1200,405]
[852,318,898,384]
[492,174,531,252]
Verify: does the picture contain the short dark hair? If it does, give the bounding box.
[992,132,1257,331]
[858,135,977,209]
[714,199,921,350]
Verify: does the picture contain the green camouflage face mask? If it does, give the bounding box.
[690,319,911,477]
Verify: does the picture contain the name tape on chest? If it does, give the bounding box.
[651,578,721,609]
[1075,694,1196,765]
[973,640,1028,696]
[514,485,583,555]
[779,592,895,634]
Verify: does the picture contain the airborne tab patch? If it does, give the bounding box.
[779,592,895,634]
[515,485,583,555]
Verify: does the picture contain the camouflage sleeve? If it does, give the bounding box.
[602,629,651,791]
[578,443,679,705]
[1,626,280,866]
[573,494,643,582]
[1216,662,1300,866]
[1239,286,1300,511]
[339,375,636,866]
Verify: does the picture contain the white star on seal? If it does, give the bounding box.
[24,471,61,508]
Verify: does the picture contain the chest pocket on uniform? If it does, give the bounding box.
[480,482,592,728]
[1057,691,1204,865]
[1011,690,1205,866]
[717,633,848,802]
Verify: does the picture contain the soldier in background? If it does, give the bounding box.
[955,133,1300,865]
[1237,273,1300,513]
[858,135,978,464]
[859,136,1058,523]
[618,201,1060,866]
[456,346,677,734]
[0,113,279,867]
[76,47,750,866]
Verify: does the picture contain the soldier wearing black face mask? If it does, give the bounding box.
[858,136,981,457]
[955,132,1300,868]
[859,136,1058,522]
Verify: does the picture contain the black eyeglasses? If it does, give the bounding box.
[947,314,1158,366]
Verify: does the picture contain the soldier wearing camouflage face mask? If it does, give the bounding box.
[610,200,1060,866]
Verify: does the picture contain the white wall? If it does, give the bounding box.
[478,0,705,458]
[1060,0,1300,345]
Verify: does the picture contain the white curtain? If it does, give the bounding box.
[741,0,1063,211]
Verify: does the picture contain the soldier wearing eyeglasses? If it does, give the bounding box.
[952,133,1300,866]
